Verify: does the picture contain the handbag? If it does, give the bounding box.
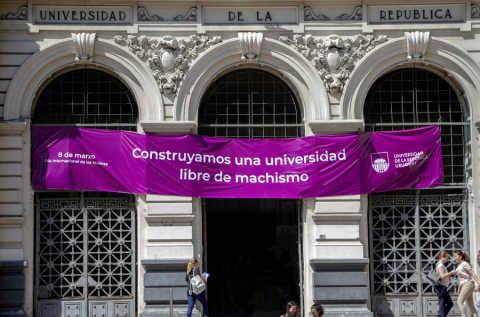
[426,264,442,285]
[189,269,206,295]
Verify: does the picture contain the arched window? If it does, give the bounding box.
[33,70,137,316]
[364,68,467,184]
[33,70,138,130]
[198,69,303,138]
[365,68,470,316]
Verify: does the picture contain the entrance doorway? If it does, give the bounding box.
[364,68,470,316]
[32,69,139,316]
[204,199,302,317]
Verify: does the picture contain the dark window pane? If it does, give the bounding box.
[198,70,302,139]
[263,115,274,124]
[264,127,274,137]
[227,115,238,124]
[34,70,138,130]
[238,115,249,124]
[275,127,286,138]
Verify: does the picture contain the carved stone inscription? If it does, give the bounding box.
[33,5,133,24]
[368,4,465,24]
[203,7,298,25]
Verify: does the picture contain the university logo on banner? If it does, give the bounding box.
[371,152,389,173]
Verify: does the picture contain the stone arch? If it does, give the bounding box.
[3,38,163,122]
[174,37,330,123]
[341,37,480,120]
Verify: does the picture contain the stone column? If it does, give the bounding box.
[306,121,373,317]
[138,122,202,317]
[0,121,28,317]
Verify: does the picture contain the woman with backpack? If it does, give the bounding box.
[454,251,480,317]
[185,257,208,317]
[434,251,456,317]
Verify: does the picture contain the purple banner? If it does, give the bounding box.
[32,126,443,198]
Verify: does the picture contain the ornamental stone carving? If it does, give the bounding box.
[279,34,387,95]
[113,34,222,96]
[173,7,197,21]
[304,7,329,21]
[467,177,474,199]
[72,33,96,63]
[337,7,362,20]
[472,4,480,18]
[405,31,430,61]
[1,5,28,20]
[239,32,263,62]
[138,7,163,21]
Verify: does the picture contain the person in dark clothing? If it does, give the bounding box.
[435,251,456,317]
[185,257,208,317]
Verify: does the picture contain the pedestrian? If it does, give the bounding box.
[310,303,324,317]
[281,301,299,317]
[435,251,456,317]
[454,251,480,317]
[185,257,208,317]
[476,250,480,313]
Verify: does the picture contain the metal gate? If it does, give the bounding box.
[369,190,469,316]
[35,193,136,317]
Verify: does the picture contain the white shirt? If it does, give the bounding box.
[436,262,450,287]
[456,261,474,286]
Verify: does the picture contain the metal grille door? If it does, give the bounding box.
[365,68,471,316]
[370,191,468,316]
[35,193,135,317]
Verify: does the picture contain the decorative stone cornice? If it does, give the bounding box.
[145,215,195,225]
[304,6,363,21]
[72,33,96,63]
[138,6,163,21]
[405,31,430,61]
[0,121,27,135]
[141,121,197,134]
[238,32,263,62]
[310,258,369,271]
[279,34,387,95]
[114,34,221,97]
[337,6,362,21]
[304,6,329,21]
[141,259,188,271]
[312,213,362,223]
[472,4,480,18]
[0,5,28,20]
[309,120,364,134]
[173,7,197,21]
[0,217,25,226]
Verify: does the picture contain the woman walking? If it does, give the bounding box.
[455,251,480,317]
[185,257,208,317]
[281,301,300,317]
[435,251,456,317]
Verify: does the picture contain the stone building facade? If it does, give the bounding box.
[0,1,479,317]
